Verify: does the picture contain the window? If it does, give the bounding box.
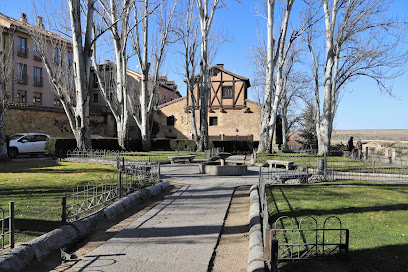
[222,86,232,99]
[167,116,175,126]
[67,51,73,66]
[17,90,27,103]
[93,93,99,103]
[54,48,61,63]
[155,93,159,105]
[54,96,61,106]
[33,67,42,86]
[93,74,99,88]
[209,116,218,126]
[33,92,42,105]
[17,63,27,84]
[17,36,27,57]
[33,42,41,60]
[163,95,166,103]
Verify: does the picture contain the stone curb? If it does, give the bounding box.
[248,185,266,272]
[0,181,170,272]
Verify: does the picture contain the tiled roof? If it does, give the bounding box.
[156,96,186,109]
[0,13,72,44]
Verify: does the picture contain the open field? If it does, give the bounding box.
[332,129,408,153]
[0,161,118,245]
[266,180,408,271]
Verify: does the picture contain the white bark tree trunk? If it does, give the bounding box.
[258,0,294,153]
[196,0,220,152]
[68,0,93,150]
[130,0,177,151]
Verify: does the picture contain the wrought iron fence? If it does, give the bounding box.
[62,161,160,223]
[0,202,14,250]
[257,154,408,183]
[66,148,204,163]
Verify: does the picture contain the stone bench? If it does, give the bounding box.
[267,160,295,170]
[168,155,195,164]
[272,172,312,184]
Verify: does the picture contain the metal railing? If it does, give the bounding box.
[257,154,408,183]
[62,159,160,223]
[66,148,204,163]
[0,202,14,250]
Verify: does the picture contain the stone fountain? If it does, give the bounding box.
[198,152,247,176]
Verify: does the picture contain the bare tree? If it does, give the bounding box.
[92,0,139,150]
[173,0,201,144]
[0,26,14,160]
[307,0,407,155]
[258,0,295,153]
[195,0,225,151]
[129,0,178,151]
[31,0,104,149]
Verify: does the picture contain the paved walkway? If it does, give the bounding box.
[69,164,259,272]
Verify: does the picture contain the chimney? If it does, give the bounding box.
[20,13,27,23]
[217,64,224,68]
[37,16,44,29]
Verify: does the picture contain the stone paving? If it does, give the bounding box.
[68,164,260,272]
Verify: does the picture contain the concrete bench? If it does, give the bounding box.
[273,172,312,184]
[168,155,195,164]
[267,160,295,170]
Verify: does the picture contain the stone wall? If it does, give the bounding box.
[154,98,276,142]
[5,104,116,138]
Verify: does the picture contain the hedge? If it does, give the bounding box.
[45,138,142,155]
[45,137,258,155]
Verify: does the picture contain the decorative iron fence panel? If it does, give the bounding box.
[0,202,14,250]
[62,161,160,223]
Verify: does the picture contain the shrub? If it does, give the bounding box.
[211,140,259,153]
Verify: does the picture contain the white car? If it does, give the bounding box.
[8,133,51,158]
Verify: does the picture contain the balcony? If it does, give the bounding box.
[33,77,43,87]
[17,49,28,58]
[34,54,41,61]
[17,75,28,85]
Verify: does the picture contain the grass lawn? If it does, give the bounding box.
[0,160,118,245]
[266,180,408,271]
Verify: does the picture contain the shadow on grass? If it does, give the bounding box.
[278,243,408,272]
[15,218,62,233]
[0,160,117,174]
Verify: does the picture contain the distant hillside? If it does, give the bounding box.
[332,129,408,143]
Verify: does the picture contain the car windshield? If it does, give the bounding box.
[10,134,24,140]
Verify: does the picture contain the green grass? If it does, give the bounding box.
[266,180,408,271]
[0,161,118,245]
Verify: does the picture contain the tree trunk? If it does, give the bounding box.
[68,0,92,150]
[197,21,209,152]
[0,108,7,160]
[258,0,275,153]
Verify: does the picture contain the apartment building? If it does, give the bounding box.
[1,12,180,138]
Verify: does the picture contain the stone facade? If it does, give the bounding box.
[154,97,266,141]
[5,104,116,138]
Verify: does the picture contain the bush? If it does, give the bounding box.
[45,137,143,156]
[211,140,259,153]
[152,138,198,151]
[45,138,77,156]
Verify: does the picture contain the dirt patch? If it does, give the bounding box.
[211,186,250,272]
[25,183,182,272]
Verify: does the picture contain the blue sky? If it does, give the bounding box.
[2,0,408,130]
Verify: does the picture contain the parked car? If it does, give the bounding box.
[8,133,51,159]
